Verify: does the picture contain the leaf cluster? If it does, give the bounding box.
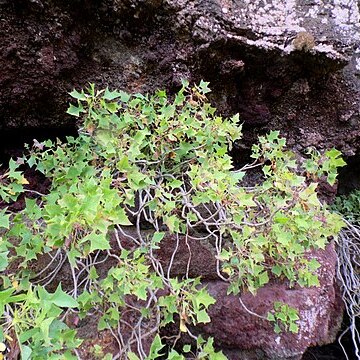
[332,189,360,224]
[267,302,300,334]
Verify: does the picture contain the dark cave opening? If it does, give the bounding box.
[337,153,360,196]
[0,126,78,164]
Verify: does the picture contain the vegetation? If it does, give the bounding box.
[0,81,345,359]
[332,189,360,224]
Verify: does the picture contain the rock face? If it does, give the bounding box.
[201,243,343,360]
[0,0,357,358]
[156,235,343,359]
[135,232,343,359]
[0,0,359,154]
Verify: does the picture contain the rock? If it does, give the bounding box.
[153,234,343,359]
[198,242,343,360]
[155,233,219,281]
[0,0,359,156]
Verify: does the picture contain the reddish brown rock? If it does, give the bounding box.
[21,222,343,359]
[199,242,343,360]
[155,233,219,281]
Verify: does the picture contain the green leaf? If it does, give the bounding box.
[134,285,148,301]
[69,89,87,101]
[96,130,114,147]
[52,285,79,308]
[199,80,211,94]
[0,210,10,229]
[308,259,321,271]
[276,231,291,246]
[258,271,269,286]
[0,287,15,301]
[181,79,189,87]
[267,130,280,142]
[288,311,300,321]
[168,350,185,360]
[89,266,98,280]
[85,232,111,253]
[20,345,32,360]
[168,179,183,189]
[103,88,130,102]
[117,156,132,172]
[40,316,55,346]
[271,265,282,277]
[327,173,337,186]
[274,214,289,224]
[0,251,9,272]
[151,232,165,249]
[194,288,216,309]
[196,309,211,323]
[67,247,81,268]
[277,312,287,322]
[289,322,299,333]
[128,353,140,360]
[67,104,82,117]
[111,208,132,226]
[148,334,164,358]
[274,323,281,334]
[230,171,245,182]
[164,215,180,233]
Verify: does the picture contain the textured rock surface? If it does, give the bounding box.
[0,0,359,155]
[22,222,344,358]
[201,243,343,360]
[156,237,343,359]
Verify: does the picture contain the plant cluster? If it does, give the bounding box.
[267,302,300,334]
[332,189,360,224]
[0,81,345,359]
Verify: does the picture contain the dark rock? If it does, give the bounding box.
[155,233,219,281]
[0,0,359,157]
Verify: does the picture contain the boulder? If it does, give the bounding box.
[155,234,343,359]
[200,242,343,360]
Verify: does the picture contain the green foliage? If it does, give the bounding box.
[129,335,227,360]
[0,283,81,359]
[0,159,29,203]
[0,81,345,358]
[223,131,344,294]
[304,148,346,186]
[158,278,216,332]
[267,302,300,334]
[89,344,113,360]
[332,189,360,224]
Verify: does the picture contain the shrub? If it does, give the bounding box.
[0,81,345,359]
